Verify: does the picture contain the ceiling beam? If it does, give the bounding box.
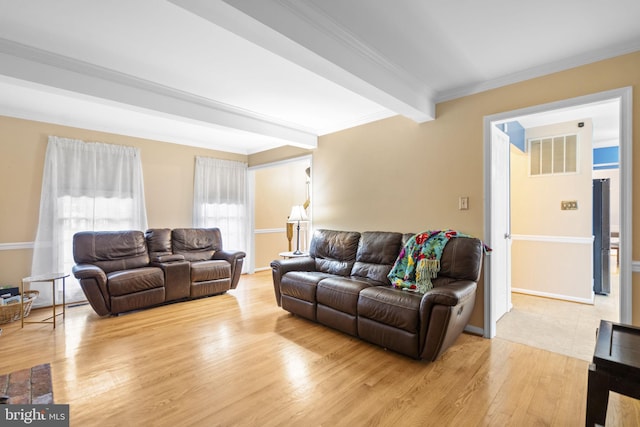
[171,0,435,122]
[0,37,317,149]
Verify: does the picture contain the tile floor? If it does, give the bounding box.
[496,257,619,361]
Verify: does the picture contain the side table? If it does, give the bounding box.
[21,273,69,329]
[586,320,640,426]
[279,251,309,259]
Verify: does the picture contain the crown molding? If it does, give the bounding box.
[436,40,640,104]
[274,0,434,103]
[0,37,317,149]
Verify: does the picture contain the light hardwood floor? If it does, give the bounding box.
[1,271,639,426]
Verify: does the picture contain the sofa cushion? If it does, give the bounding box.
[107,267,164,297]
[357,286,422,334]
[309,229,361,276]
[145,228,173,258]
[433,237,483,287]
[172,228,222,261]
[317,277,376,315]
[280,271,334,303]
[351,231,403,285]
[190,260,231,282]
[191,278,231,298]
[73,230,150,273]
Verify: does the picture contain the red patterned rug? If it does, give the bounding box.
[0,363,54,404]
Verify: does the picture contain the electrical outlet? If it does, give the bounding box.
[561,200,578,210]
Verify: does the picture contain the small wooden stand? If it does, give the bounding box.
[586,320,640,426]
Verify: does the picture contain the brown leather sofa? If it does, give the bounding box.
[72,228,245,316]
[271,229,483,361]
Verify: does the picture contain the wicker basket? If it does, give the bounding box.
[0,290,39,324]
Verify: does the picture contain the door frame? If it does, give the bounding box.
[483,87,632,338]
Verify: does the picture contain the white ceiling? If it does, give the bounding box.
[0,0,638,154]
[513,98,621,147]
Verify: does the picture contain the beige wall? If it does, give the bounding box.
[514,120,593,236]
[253,158,310,270]
[313,116,480,233]
[313,51,640,327]
[511,240,593,301]
[0,116,245,287]
[510,120,593,301]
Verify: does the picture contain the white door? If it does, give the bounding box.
[490,125,512,325]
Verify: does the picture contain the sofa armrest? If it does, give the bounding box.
[72,264,110,316]
[270,257,316,306]
[213,250,246,289]
[270,257,315,275]
[419,280,477,332]
[419,280,478,361]
[151,254,185,263]
[151,260,190,301]
[72,263,107,285]
[421,280,477,308]
[212,249,246,264]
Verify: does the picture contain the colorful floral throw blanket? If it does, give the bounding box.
[388,230,475,293]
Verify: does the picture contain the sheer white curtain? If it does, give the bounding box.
[193,157,250,272]
[30,136,148,307]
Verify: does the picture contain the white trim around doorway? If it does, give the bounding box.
[483,86,632,338]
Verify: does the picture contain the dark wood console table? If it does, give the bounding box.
[586,320,640,426]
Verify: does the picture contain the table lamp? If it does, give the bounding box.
[288,205,308,255]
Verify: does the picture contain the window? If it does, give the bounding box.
[31,137,147,306]
[529,134,577,176]
[58,195,140,291]
[193,157,250,272]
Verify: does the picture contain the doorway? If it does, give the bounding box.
[248,155,312,273]
[483,87,632,344]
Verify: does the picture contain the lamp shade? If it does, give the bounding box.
[288,205,308,222]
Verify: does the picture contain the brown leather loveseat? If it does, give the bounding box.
[271,229,483,361]
[72,228,245,316]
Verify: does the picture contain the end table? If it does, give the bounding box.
[586,320,640,425]
[21,273,69,329]
[279,251,309,259]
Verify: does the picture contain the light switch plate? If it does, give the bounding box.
[459,196,469,210]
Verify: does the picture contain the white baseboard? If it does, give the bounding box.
[511,287,594,304]
[464,324,484,336]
